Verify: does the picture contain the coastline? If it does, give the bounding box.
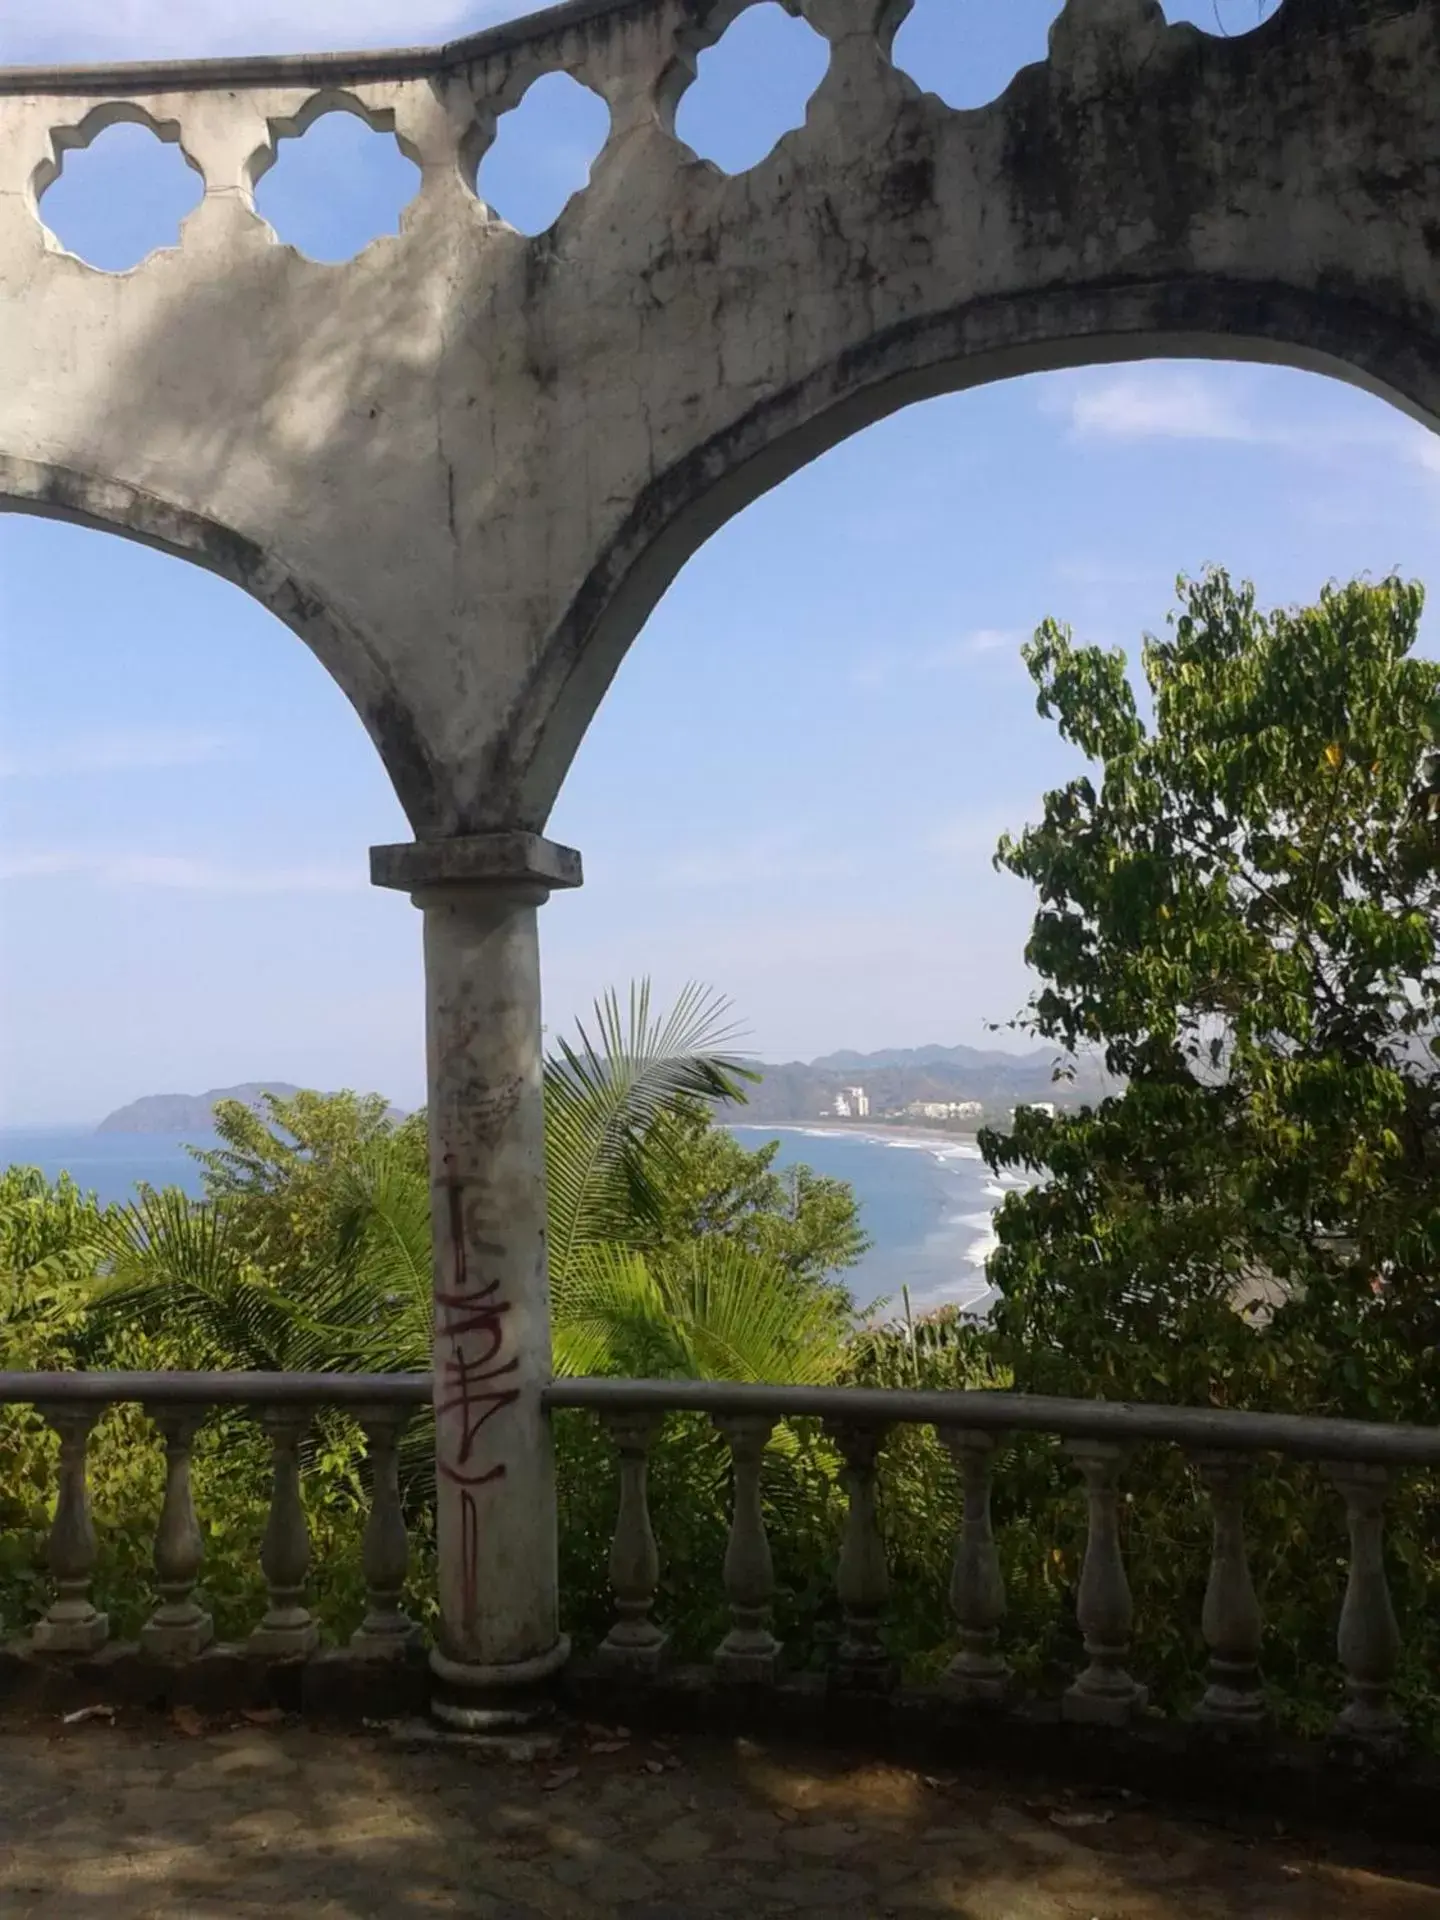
[728,1119,986,1152]
[728,1121,1026,1321]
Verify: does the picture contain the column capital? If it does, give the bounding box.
[369,831,583,896]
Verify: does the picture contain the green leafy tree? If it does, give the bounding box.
[0,1166,108,1369]
[639,1102,868,1293]
[969,568,1440,1741]
[93,983,855,1409]
[190,1089,427,1273]
[982,568,1440,1419]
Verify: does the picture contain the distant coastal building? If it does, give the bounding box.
[906,1099,983,1121]
[1010,1101,1057,1119]
[829,1086,870,1119]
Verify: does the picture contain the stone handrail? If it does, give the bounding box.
[0,1370,431,1406]
[0,0,633,92]
[0,1368,1430,1752]
[0,1371,429,1663]
[546,1376,1436,1747]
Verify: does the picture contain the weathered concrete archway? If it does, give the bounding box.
[2,0,1437,1721]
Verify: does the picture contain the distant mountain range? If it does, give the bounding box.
[811,1044,1058,1073]
[733,1043,1113,1124]
[97,1045,1109,1136]
[96,1083,408,1135]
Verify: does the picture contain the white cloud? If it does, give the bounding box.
[1050,366,1440,485]
[1,0,511,62]
[0,729,228,778]
[0,849,366,892]
[848,628,1024,688]
[1061,370,1258,444]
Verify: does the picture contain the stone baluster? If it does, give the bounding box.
[1325,1460,1403,1749]
[714,1414,781,1684]
[1192,1451,1264,1730]
[351,1404,420,1658]
[141,1405,214,1659]
[939,1428,1009,1704]
[33,1404,108,1653]
[248,1407,319,1658]
[827,1421,895,1693]
[597,1410,667,1674]
[1062,1440,1147,1724]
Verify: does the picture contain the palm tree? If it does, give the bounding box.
[91,984,850,1394]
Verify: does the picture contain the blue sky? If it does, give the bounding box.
[2,0,1437,1124]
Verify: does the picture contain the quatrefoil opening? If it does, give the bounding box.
[473,72,613,238]
[34,104,204,273]
[665,2,832,176]
[251,93,423,264]
[891,0,1066,110]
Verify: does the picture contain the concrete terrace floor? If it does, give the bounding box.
[2,1712,1439,1920]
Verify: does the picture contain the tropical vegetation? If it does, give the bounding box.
[3,570,1440,1742]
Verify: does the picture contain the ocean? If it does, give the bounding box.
[1,1121,1020,1318]
[0,1129,213,1208]
[730,1125,1021,1317]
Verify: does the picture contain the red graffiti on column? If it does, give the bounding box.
[459,1489,480,1634]
[435,1278,521,1486]
[436,1159,522,1631]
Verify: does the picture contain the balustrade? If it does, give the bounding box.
[1327,1460,1403,1748]
[350,1404,419,1659]
[33,1403,107,1654]
[1193,1450,1264,1731]
[827,1419,895,1693]
[940,1427,1008,1705]
[249,1406,319,1659]
[714,1413,781,1684]
[141,1404,213,1660]
[596,1408,667,1674]
[1062,1439,1146,1726]
[0,1370,1434,1764]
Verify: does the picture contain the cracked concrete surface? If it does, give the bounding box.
[3,1714,1440,1919]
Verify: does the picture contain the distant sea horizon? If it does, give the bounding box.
[1,1119,1023,1319]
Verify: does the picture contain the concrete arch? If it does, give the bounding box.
[0,452,441,827]
[2,0,1438,841]
[507,273,1440,827]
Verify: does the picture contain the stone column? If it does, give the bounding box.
[371,831,582,1728]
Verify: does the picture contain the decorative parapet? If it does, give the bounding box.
[0,1365,1435,1786]
[0,1,1433,839]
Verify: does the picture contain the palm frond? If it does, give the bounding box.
[545,981,755,1278]
[655,1241,848,1385]
[551,1237,845,1385]
[92,1189,305,1370]
[550,1242,686,1378]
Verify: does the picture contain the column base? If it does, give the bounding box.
[828,1652,899,1697]
[596,1629,668,1678]
[1062,1678,1148,1727]
[33,1608,109,1655]
[141,1610,215,1660]
[715,1636,782,1686]
[248,1620,320,1660]
[940,1658,1011,1707]
[1332,1700,1406,1757]
[1195,1686,1267,1736]
[429,1636,570,1732]
[350,1619,424,1662]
